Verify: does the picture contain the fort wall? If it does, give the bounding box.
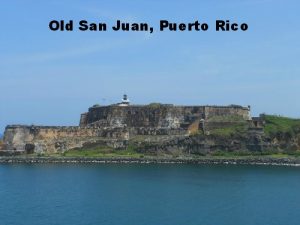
[81,104,250,128]
[3,125,129,153]
[2,103,251,153]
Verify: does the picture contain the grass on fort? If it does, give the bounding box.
[61,145,144,158]
[51,150,300,159]
[264,115,300,136]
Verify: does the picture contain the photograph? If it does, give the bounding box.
[1,0,300,224]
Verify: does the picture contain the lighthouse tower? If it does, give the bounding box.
[119,94,130,106]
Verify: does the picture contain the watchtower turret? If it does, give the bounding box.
[119,94,130,106]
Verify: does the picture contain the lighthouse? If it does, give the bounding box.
[118,94,130,106]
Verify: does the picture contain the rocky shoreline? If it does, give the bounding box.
[1,156,300,166]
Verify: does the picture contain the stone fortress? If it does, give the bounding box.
[2,95,264,154]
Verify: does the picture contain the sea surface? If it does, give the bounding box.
[0,164,300,225]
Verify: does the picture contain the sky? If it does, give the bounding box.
[0,0,300,132]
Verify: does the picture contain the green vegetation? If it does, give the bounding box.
[147,103,162,108]
[63,146,143,158]
[206,115,249,137]
[209,123,248,137]
[60,149,300,159]
[264,115,300,136]
[207,115,245,122]
[210,150,300,158]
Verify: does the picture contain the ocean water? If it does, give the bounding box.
[0,164,300,225]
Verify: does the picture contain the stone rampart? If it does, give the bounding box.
[2,103,251,154]
[3,125,129,153]
[80,104,250,128]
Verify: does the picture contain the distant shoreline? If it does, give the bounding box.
[1,156,300,166]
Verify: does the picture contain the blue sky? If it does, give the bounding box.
[1,0,300,132]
